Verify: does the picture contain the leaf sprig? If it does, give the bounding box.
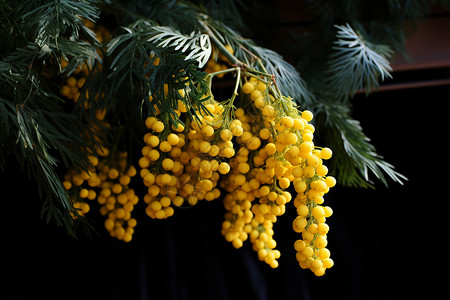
[148,26,212,68]
[327,23,393,99]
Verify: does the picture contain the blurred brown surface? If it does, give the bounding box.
[273,1,450,90]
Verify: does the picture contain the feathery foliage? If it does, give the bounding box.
[148,26,212,68]
[0,0,106,233]
[328,24,393,99]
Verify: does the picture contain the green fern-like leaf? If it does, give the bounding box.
[328,23,393,99]
[148,25,212,68]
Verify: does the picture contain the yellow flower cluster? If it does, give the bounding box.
[62,101,140,242]
[63,155,102,218]
[64,151,139,242]
[135,71,336,275]
[218,76,336,274]
[138,97,244,219]
[97,153,139,242]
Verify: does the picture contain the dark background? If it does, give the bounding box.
[2,83,445,300]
